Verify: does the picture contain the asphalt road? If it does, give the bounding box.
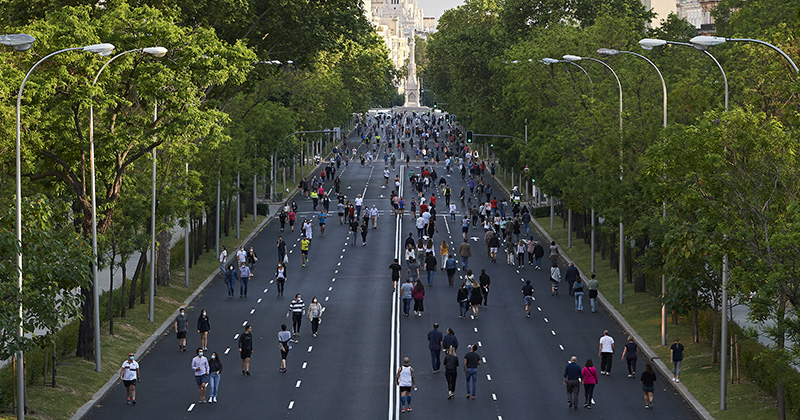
[84,123,699,420]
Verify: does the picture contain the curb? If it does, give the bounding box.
[530,217,714,420]
[71,131,359,419]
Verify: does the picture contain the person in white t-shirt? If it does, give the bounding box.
[219,246,227,276]
[120,353,141,405]
[598,330,616,375]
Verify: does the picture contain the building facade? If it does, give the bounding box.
[676,0,720,31]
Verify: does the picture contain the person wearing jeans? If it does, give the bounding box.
[400,279,414,317]
[427,323,443,373]
[457,283,470,318]
[573,277,585,312]
[587,274,599,313]
[207,352,222,403]
[464,344,481,399]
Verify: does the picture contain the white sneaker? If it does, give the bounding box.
[676,378,680,383]
[213,396,218,403]
[208,397,213,403]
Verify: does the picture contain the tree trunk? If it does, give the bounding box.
[121,259,127,318]
[711,306,719,364]
[129,252,147,309]
[109,246,115,336]
[75,283,94,360]
[157,228,172,287]
[776,291,787,420]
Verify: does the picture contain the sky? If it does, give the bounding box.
[417,0,465,20]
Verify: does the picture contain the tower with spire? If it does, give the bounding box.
[404,29,420,107]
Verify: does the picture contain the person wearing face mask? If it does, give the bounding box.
[192,347,209,403]
[120,353,140,405]
[174,307,188,352]
[207,351,222,403]
[307,297,323,338]
[197,310,210,351]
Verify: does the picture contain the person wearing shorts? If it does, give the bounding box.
[521,280,534,318]
[300,236,310,267]
[174,308,188,352]
[238,325,253,376]
[396,357,415,413]
[120,353,140,405]
[191,348,209,403]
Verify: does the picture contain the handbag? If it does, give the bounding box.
[283,254,289,263]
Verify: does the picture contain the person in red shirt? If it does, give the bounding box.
[430,195,437,208]
[490,198,498,216]
[420,202,428,214]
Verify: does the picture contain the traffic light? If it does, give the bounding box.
[466,131,473,143]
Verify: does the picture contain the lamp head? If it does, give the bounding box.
[541,57,560,65]
[84,43,115,56]
[597,48,619,57]
[142,47,168,57]
[690,36,726,50]
[0,33,36,51]
[562,55,582,62]
[639,38,667,51]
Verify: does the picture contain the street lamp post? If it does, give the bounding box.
[90,46,167,362]
[541,57,595,270]
[598,47,668,343]
[640,37,732,410]
[690,35,799,76]
[563,54,625,304]
[13,41,115,420]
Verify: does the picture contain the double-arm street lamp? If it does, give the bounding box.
[563,54,626,305]
[12,39,115,420]
[541,57,597,270]
[89,47,167,358]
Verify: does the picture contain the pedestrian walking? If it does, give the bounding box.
[239,262,251,298]
[396,357,415,413]
[622,336,638,378]
[224,263,238,298]
[458,239,472,270]
[424,252,437,286]
[207,351,222,403]
[565,262,579,296]
[464,344,481,399]
[670,337,684,383]
[288,209,296,232]
[563,355,582,409]
[598,330,615,375]
[640,363,657,409]
[278,324,297,373]
[370,204,379,228]
[428,323,444,373]
[443,327,458,353]
[237,246,247,265]
[549,240,559,263]
[573,276,585,312]
[549,261,561,296]
[360,217,369,245]
[521,280,534,318]
[587,274,599,313]
[246,247,258,272]
[457,283,469,318]
[582,359,598,409]
[120,353,140,405]
[275,262,287,297]
[192,347,209,404]
[444,346,459,399]
[300,236,310,267]
[479,269,491,307]
[349,217,359,246]
[445,254,457,286]
[238,325,253,376]
[197,309,210,351]
[279,209,287,232]
[401,278,414,317]
[389,258,403,290]
[219,245,227,276]
[533,241,544,269]
[277,236,287,263]
[412,280,425,317]
[516,240,526,268]
[469,274,482,318]
[504,236,515,265]
[174,308,188,352]
[288,294,305,336]
[307,297,323,337]
[439,240,449,270]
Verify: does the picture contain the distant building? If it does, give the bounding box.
[363,0,435,95]
[642,0,677,27]
[676,0,720,32]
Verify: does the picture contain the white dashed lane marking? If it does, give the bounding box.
[487,374,492,381]
[224,347,230,355]
[257,298,262,303]
[250,309,255,315]
[302,362,307,369]
[188,403,195,411]
[242,321,248,327]
[233,334,239,340]
[288,401,294,409]
[559,345,565,351]
[296,380,302,388]
[551,330,556,336]
[308,346,313,353]
[544,318,548,323]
